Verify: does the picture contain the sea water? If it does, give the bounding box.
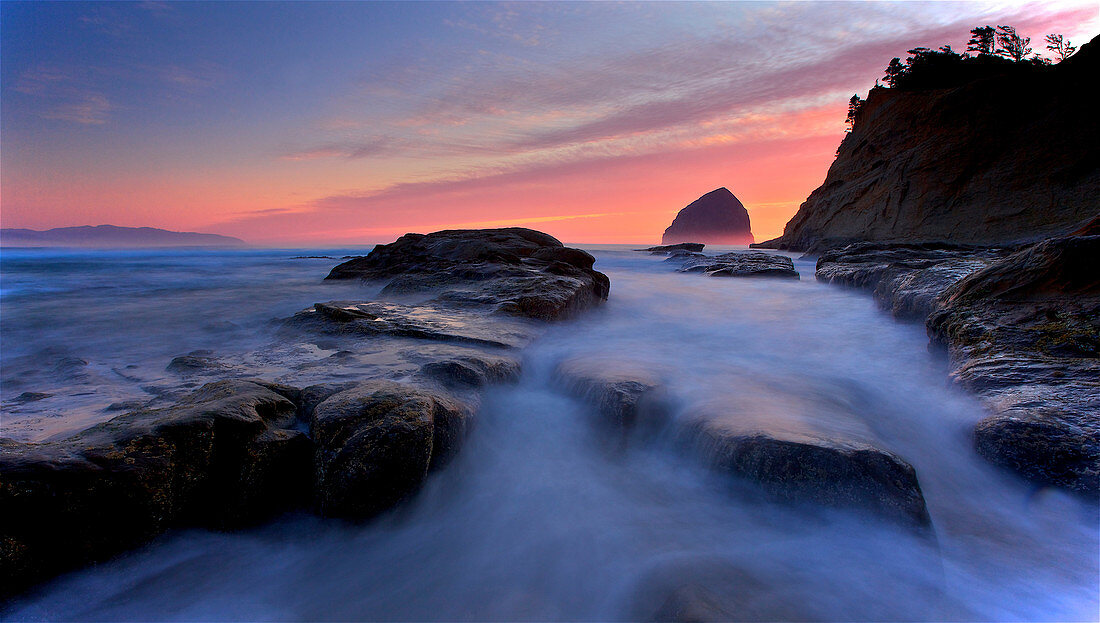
[1,247,1096,621]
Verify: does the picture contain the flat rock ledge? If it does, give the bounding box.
[325,228,609,321]
[639,242,706,255]
[676,251,799,280]
[815,232,1099,495]
[815,243,1005,319]
[553,358,930,528]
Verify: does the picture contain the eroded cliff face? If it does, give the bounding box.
[757,37,1099,252]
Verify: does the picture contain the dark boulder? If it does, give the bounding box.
[419,353,522,389]
[685,416,931,528]
[662,188,754,246]
[0,380,313,596]
[310,381,473,519]
[325,228,609,321]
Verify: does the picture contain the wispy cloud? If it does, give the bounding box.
[12,58,227,125]
[40,93,114,125]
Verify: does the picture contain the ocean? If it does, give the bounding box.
[1,246,1096,620]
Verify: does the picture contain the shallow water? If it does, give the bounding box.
[2,247,1097,621]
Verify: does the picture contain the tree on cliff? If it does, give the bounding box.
[1045,34,1077,61]
[967,26,996,55]
[883,58,906,87]
[996,25,1032,61]
[845,95,863,131]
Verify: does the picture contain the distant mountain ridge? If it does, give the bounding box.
[1,225,246,248]
[756,35,1099,252]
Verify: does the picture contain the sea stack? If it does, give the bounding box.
[662,188,754,245]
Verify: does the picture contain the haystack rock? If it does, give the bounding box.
[662,188,754,246]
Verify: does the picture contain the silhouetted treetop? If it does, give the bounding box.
[878,23,1066,91]
[967,26,995,55]
[1046,34,1077,61]
[996,25,1032,61]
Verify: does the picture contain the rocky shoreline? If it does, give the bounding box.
[0,228,609,596]
[812,227,1099,496]
[2,225,1095,600]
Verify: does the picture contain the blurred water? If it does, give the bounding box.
[0,247,371,439]
[2,247,1097,621]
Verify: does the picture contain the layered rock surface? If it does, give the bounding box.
[662,188,754,246]
[816,244,1005,319]
[757,37,1099,252]
[677,252,799,280]
[813,232,1099,495]
[928,235,1100,494]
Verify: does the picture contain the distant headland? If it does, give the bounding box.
[0,225,246,248]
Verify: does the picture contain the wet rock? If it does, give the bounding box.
[685,416,932,528]
[12,392,50,403]
[166,354,230,375]
[0,380,313,596]
[928,235,1100,494]
[325,228,609,321]
[310,381,472,519]
[640,242,706,255]
[815,243,1002,319]
[662,188,754,246]
[105,399,146,412]
[419,353,521,389]
[554,358,669,433]
[662,251,707,263]
[289,300,536,349]
[679,252,798,280]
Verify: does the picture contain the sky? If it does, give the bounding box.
[2,1,1096,245]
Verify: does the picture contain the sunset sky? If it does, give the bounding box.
[2,1,1096,245]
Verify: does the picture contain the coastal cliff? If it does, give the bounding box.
[756,37,1099,252]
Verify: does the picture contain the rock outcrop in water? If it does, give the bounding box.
[326,228,609,320]
[676,252,799,280]
[0,227,609,596]
[816,244,1006,319]
[756,37,1099,253]
[641,242,706,255]
[662,188,754,246]
[0,380,312,594]
[554,358,932,528]
[311,381,472,519]
[814,231,1099,496]
[929,234,1100,494]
